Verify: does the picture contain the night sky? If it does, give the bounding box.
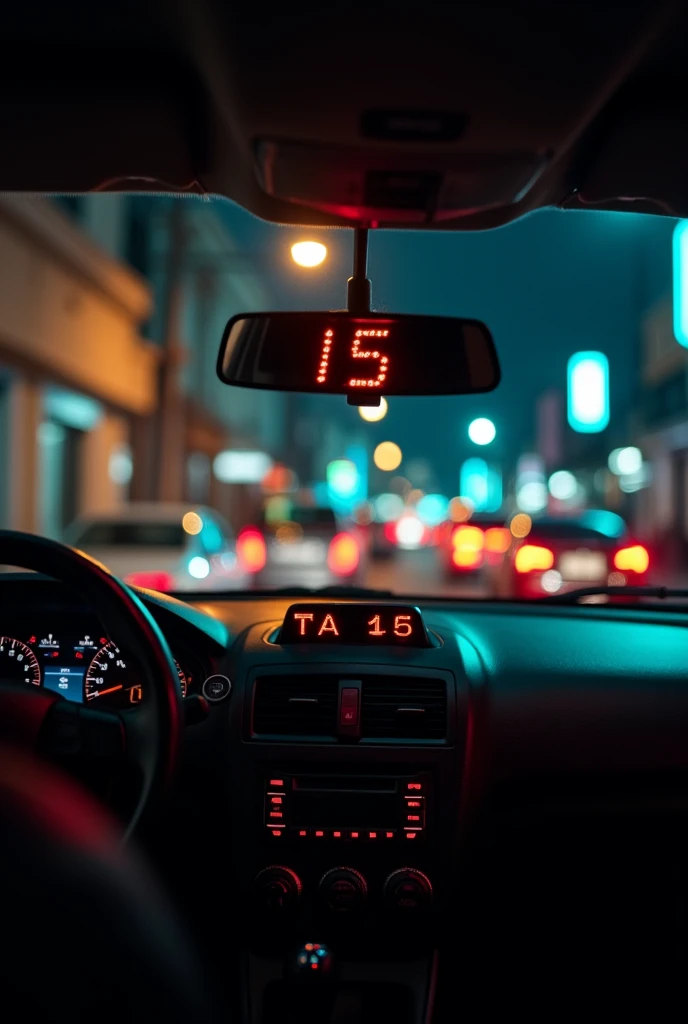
[218,199,676,496]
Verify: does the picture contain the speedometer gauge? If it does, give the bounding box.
[85,640,187,706]
[175,662,188,699]
[85,641,140,705]
[0,637,41,686]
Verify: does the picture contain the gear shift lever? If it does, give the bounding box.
[286,942,336,1023]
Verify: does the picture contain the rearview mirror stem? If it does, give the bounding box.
[347,227,372,314]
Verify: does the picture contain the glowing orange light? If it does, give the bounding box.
[182,511,203,535]
[449,497,472,523]
[237,528,267,573]
[374,441,402,471]
[613,544,649,573]
[484,527,511,554]
[510,513,532,539]
[394,614,413,637]
[451,525,484,568]
[514,544,554,573]
[291,241,327,267]
[327,533,360,576]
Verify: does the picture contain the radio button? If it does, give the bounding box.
[319,867,368,912]
[254,866,302,912]
[383,868,433,911]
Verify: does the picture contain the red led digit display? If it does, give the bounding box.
[280,603,429,647]
[315,325,391,390]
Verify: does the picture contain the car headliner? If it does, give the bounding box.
[1,1,687,230]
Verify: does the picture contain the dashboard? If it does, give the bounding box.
[0,619,201,708]
[3,574,688,1020]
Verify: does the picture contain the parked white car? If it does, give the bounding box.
[66,503,249,593]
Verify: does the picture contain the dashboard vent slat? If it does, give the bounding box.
[253,676,338,737]
[361,677,447,740]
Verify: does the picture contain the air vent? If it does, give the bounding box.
[361,677,447,741]
[253,675,338,737]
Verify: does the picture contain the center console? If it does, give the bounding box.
[226,607,469,1024]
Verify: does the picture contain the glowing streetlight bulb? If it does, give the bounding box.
[359,398,388,422]
[291,241,327,267]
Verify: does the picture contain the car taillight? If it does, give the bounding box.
[327,532,360,575]
[484,527,511,554]
[125,570,175,592]
[613,544,649,573]
[514,544,554,573]
[383,521,398,544]
[451,525,484,569]
[237,528,267,573]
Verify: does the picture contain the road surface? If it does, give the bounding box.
[367,548,489,599]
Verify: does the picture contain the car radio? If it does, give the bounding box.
[263,771,431,843]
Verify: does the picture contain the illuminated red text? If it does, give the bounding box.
[318,613,339,636]
[315,325,391,389]
[294,612,314,635]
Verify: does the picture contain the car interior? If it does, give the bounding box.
[3,2,688,1021]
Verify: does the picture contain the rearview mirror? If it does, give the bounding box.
[216,311,499,396]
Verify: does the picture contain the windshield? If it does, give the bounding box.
[71,523,186,548]
[0,194,682,598]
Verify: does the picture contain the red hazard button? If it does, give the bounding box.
[339,687,360,728]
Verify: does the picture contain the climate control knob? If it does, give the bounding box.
[383,868,433,911]
[319,867,368,912]
[254,866,302,912]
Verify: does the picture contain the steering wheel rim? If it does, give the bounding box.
[0,530,183,838]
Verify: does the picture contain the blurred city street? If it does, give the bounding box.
[0,194,687,599]
[368,549,489,599]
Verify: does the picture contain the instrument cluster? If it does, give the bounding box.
[0,621,196,709]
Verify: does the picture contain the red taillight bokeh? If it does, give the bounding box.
[383,522,398,544]
[125,570,175,592]
[237,528,267,573]
[451,525,484,569]
[327,532,360,576]
[613,544,649,574]
[514,544,554,573]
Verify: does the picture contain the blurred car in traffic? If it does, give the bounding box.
[239,505,367,588]
[493,514,650,598]
[66,503,248,593]
[439,514,512,584]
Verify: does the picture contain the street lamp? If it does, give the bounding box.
[291,241,327,267]
[359,397,388,422]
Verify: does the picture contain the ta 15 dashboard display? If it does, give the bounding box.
[279,604,429,647]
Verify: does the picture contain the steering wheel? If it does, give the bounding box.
[0,531,183,838]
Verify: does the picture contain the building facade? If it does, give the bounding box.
[0,193,288,538]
